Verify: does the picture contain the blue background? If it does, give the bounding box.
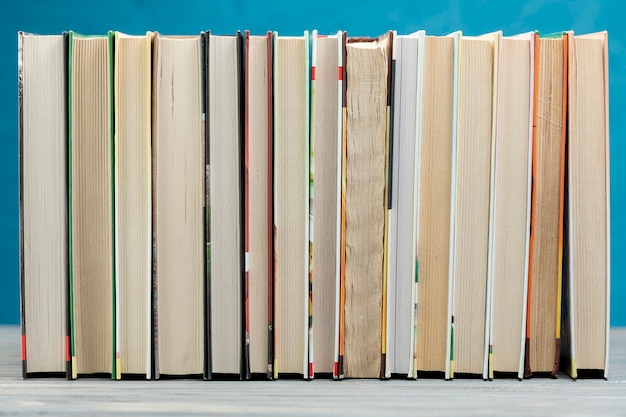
[2,0,623,325]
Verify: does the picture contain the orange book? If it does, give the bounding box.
[525,32,568,378]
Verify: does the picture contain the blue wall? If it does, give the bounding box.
[2,0,623,325]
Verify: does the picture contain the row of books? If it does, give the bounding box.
[18,29,610,381]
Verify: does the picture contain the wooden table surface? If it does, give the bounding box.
[1,325,624,416]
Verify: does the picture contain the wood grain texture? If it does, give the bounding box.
[1,326,624,416]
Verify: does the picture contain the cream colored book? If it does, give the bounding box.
[18,32,68,377]
[206,32,244,377]
[152,34,204,378]
[488,32,534,379]
[310,30,342,377]
[449,32,496,378]
[245,31,273,378]
[561,31,610,380]
[113,31,152,379]
[273,31,310,378]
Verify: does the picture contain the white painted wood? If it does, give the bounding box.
[1,326,624,416]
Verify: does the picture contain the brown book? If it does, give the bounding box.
[152,34,204,378]
[68,32,114,379]
[341,32,391,379]
[561,31,610,379]
[525,32,568,378]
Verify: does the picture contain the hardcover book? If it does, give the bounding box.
[152,33,204,378]
[18,32,69,378]
[68,31,115,379]
[205,31,245,378]
[272,31,310,378]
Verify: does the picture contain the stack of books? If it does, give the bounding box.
[18,29,610,381]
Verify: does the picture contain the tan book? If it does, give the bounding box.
[525,32,567,377]
[342,32,391,379]
[113,32,152,379]
[18,33,68,377]
[206,32,244,377]
[152,34,204,378]
[450,33,495,378]
[489,32,534,379]
[310,30,342,377]
[561,31,610,379]
[245,31,273,378]
[273,31,309,378]
[68,32,114,378]
[415,33,457,376]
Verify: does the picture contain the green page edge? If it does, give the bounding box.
[67,31,117,379]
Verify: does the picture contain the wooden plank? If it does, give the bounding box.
[1,326,625,416]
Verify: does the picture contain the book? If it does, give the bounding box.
[244,31,273,379]
[561,31,610,379]
[68,31,115,379]
[449,32,496,378]
[206,32,245,378]
[525,32,568,378]
[273,31,310,378]
[341,32,391,379]
[309,30,342,378]
[113,31,152,379]
[152,34,204,378]
[415,32,458,377]
[18,32,69,378]
[488,32,534,379]
[386,30,424,378]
